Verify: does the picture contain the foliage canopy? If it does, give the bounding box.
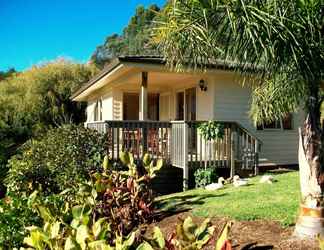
[0,59,97,183]
[91,4,161,67]
[156,0,324,124]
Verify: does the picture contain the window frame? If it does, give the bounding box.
[257,114,294,131]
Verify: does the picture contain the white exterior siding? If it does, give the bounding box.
[101,93,113,120]
[196,77,214,120]
[112,89,123,120]
[211,72,303,166]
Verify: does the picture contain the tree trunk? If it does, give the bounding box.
[295,107,324,237]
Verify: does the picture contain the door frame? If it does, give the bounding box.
[175,87,197,121]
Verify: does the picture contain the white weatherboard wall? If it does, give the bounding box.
[212,72,303,166]
[101,92,113,120]
[86,101,96,123]
[196,77,215,120]
[113,89,123,120]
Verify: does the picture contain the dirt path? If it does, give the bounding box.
[151,212,319,250]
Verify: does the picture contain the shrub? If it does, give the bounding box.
[0,193,41,249]
[22,153,165,249]
[194,168,218,188]
[5,125,107,196]
[94,152,163,237]
[23,191,232,250]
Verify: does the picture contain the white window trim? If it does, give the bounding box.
[258,114,294,131]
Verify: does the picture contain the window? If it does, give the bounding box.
[94,99,103,121]
[282,113,293,130]
[257,113,293,131]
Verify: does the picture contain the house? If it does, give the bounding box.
[71,56,302,188]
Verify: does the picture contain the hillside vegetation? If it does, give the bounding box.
[90,4,161,67]
[0,59,97,183]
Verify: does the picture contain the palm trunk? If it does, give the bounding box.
[295,94,324,238]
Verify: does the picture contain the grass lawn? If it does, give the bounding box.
[155,171,300,227]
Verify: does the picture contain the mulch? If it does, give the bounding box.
[150,211,319,250]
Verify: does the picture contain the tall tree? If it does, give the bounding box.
[0,68,17,81]
[91,4,161,67]
[156,0,324,237]
[0,59,97,185]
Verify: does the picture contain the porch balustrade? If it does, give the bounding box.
[86,120,261,190]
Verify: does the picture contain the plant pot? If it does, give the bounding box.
[294,204,324,238]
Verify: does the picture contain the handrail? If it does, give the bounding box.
[232,122,262,145]
[171,120,262,145]
[86,120,262,144]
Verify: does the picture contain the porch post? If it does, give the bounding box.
[183,122,189,191]
[139,72,148,121]
[230,124,236,178]
[140,72,148,155]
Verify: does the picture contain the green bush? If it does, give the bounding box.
[0,193,41,249]
[194,168,218,188]
[0,60,98,185]
[23,191,231,250]
[94,152,163,237]
[5,125,107,196]
[22,153,164,249]
[198,121,224,141]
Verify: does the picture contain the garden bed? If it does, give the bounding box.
[151,211,318,249]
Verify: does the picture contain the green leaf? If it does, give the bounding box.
[142,154,151,166]
[76,225,89,249]
[215,222,232,250]
[103,155,110,171]
[72,205,83,219]
[120,151,130,165]
[136,241,154,250]
[64,236,77,250]
[50,221,61,239]
[37,206,54,222]
[152,227,165,249]
[88,240,114,250]
[27,190,38,208]
[123,232,136,248]
[92,218,107,239]
[195,218,210,238]
[154,159,163,172]
[182,217,196,241]
[23,231,44,249]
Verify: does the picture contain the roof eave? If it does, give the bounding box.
[70,58,122,101]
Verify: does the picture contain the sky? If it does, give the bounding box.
[0,0,166,71]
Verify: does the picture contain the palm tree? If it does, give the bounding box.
[155,0,324,238]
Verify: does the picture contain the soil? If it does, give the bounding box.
[150,211,319,250]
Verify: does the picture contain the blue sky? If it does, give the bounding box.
[0,0,165,71]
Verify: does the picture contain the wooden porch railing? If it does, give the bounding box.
[86,120,262,190]
[87,121,171,161]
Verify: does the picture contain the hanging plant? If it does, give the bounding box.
[198,121,225,141]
